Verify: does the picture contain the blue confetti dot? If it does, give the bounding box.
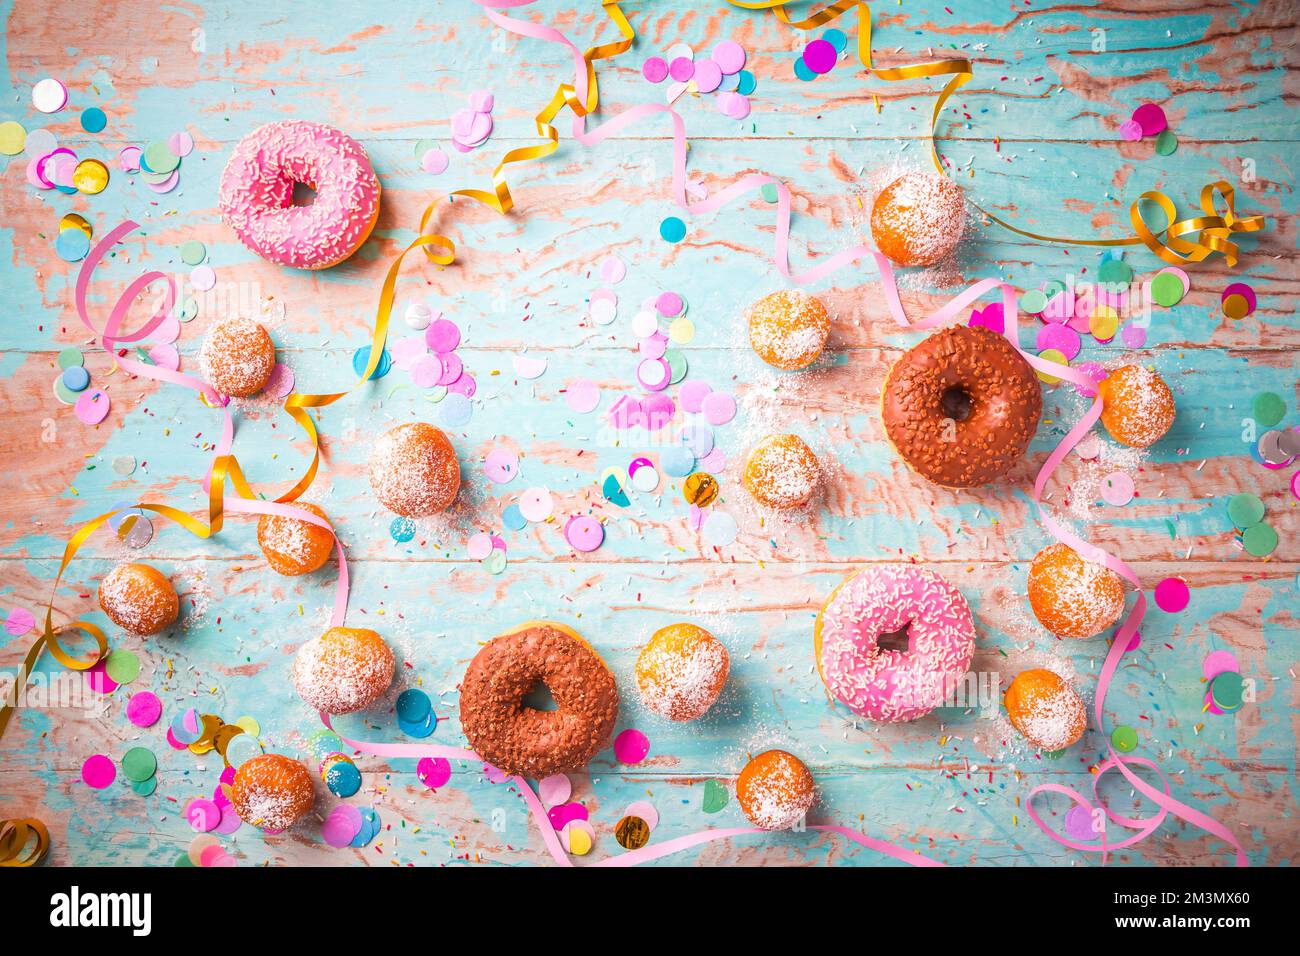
[502,503,528,531]
[352,345,392,380]
[349,807,381,847]
[324,760,361,798]
[398,712,438,739]
[822,28,848,53]
[736,69,756,95]
[54,229,91,262]
[389,516,416,542]
[661,445,696,477]
[436,392,473,428]
[659,216,686,243]
[793,57,817,82]
[80,107,107,133]
[61,365,90,392]
[396,689,431,724]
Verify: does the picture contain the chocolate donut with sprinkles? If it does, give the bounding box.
[882,324,1042,488]
[815,565,976,722]
[459,621,619,778]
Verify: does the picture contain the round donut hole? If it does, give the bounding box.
[940,385,974,422]
[291,181,318,206]
[521,681,559,712]
[876,621,912,653]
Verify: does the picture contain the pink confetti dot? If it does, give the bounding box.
[417,756,451,789]
[668,56,695,82]
[81,754,116,789]
[4,607,35,636]
[717,92,751,120]
[1036,323,1082,361]
[190,264,216,291]
[655,291,683,317]
[565,378,600,414]
[168,131,195,157]
[613,728,650,765]
[425,318,461,352]
[1120,323,1147,349]
[564,514,605,552]
[641,56,668,83]
[322,805,363,847]
[484,449,519,484]
[148,343,180,371]
[701,391,737,425]
[712,40,746,75]
[410,354,444,389]
[1202,650,1239,681]
[447,373,476,397]
[1125,629,1142,653]
[599,255,626,284]
[1100,471,1135,506]
[185,798,221,832]
[74,388,111,425]
[126,691,163,728]
[801,38,837,74]
[538,773,572,808]
[679,379,712,413]
[547,801,588,830]
[467,532,493,561]
[421,147,449,175]
[84,660,118,694]
[1154,577,1190,613]
[642,393,675,430]
[1131,103,1167,137]
[1119,119,1143,142]
[694,59,723,93]
[436,351,463,386]
[263,362,295,399]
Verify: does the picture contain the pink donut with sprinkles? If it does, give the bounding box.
[219,120,380,270]
[815,565,976,722]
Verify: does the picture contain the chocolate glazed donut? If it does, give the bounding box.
[881,325,1042,488]
[460,622,619,778]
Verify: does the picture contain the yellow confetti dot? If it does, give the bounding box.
[566,826,592,856]
[668,316,695,345]
[1036,348,1068,385]
[234,715,260,737]
[0,120,25,155]
[60,212,93,238]
[1089,304,1119,341]
[72,158,110,195]
[1221,293,1249,320]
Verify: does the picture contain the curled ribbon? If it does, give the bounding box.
[0,818,50,867]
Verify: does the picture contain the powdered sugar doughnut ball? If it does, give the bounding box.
[736,749,815,830]
[292,626,394,715]
[1004,669,1086,751]
[200,316,276,397]
[1098,364,1176,448]
[746,289,831,371]
[870,171,966,267]
[635,622,729,721]
[257,502,333,576]
[368,423,460,517]
[742,434,820,510]
[98,563,178,635]
[1028,543,1125,639]
[230,753,314,831]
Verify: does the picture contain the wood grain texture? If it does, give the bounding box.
[0,0,1296,867]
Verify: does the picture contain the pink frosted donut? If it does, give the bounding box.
[219,120,380,270]
[815,565,975,722]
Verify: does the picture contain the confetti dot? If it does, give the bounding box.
[1132,103,1166,136]
[105,648,141,684]
[565,379,600,414]
[1100,471,1135,506]
[1154,577,1189,613]
[702,509,738,546]
[1226,493,1265,529]
[613,728,650,765]
[1110,725,1138,753]
[81,754,116,789]
[0,120,25,155]
[1150,271,1184,307]
[801,39,837,74]
[417,757,451,790]
[1252,392,1285,428]
[564,515,605,552]
[659,216,686,243]
[1209,671,1245,710]
[519,487,554,522]
[1202,650,1239,681]
[121,746,157,782]
[712,40,746,74]
[701,391,737,425]
[32,78,67,113]
[80,107,107,133]
[1242,522,1277,557]
[1154,129,1177,155]
[642,56,668,83]
[74,388,111,425]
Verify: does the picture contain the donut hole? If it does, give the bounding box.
[876,621,912,653]
[521,680,559,712]
[291,181,318,207]
[940,386,974,422]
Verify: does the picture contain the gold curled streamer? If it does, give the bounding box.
[0,818,50,867]
[727,0,1266,267]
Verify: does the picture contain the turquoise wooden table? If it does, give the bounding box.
[1,0,1296,867]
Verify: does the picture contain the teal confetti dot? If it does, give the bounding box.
[1098,258,1133,285]
[80,107,107,133]
[502,503,527,530]
[352,345,391,380]
[736,69,756,95]
[822,28,848,53]
[389,516,416,543]
[1226,493,1265,530]
[760,182,779,203]
[1252,391,1285,428]
[793,57,816,82]
[1242,522,1277,557]
[1154,129,1177,156]
[659,216,686,243]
